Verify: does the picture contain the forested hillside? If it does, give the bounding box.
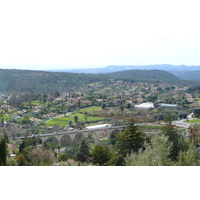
[173,70,200,81]
[0,68,196,94]
[105,69,179,81]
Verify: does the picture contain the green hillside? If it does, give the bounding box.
[175,70,200,81]
[106,69,179,81]
[0,68,196,94]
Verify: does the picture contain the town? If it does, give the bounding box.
[0,70,200,166]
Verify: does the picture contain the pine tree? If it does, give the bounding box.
[74,116,78,123]
[76,139,90,163]
[91,145,111,166]
[162,116,189,161]
[0,138,7,166]
[108,122,145,166]
[113,122,145,156]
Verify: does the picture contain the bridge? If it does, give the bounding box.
[18,125,127,145]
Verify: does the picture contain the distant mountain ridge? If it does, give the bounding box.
[172,70,200,81]
[0,68,190,94]
[47,64,200,74]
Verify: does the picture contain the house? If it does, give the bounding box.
[67,98,79,104]
[43,112,57,119]
[191,101,200,107]
[17,111,24,115]
[136,98,144,103]
[81,100,91,106]
[13,114,21,120]
[54,97,65,101]
[125,100,132,104]
[30,117,41,124]
[96,99,104,102]
[61,92,69,98]
[7,143,15,155]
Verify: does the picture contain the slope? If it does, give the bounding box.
[0,68,195,94]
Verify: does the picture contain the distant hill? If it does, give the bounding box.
[171,70,200,81]
[48,64,200,74]
[103,69,179,82]
[0,68,196,94]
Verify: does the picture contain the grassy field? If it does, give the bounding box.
[46,106,104,126]
[138,124,164,130]
[183,119,200,123]
[75,106,102,114]
[24,100,47,106]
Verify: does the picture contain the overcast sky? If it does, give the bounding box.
[0,0,200,70]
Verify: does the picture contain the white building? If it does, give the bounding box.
[85,124,112,130]
[160,103,178,108]
[135,102,154,109]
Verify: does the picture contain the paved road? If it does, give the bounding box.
[44,112,74,123]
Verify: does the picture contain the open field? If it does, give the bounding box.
[183,119,200,123]
[77,106,102,114]
[45,107,105,126]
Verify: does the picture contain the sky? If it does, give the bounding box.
[0,0,200,70]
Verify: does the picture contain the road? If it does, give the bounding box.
[43,112,74,123]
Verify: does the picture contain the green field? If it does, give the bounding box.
[138,124,164,130]
[75,106,102,114]
[183,119,200,123]
[24,100,49,106]
[46,106,104,126]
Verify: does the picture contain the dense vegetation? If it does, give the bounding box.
[0,68,200,166]
[2,121,199,166]
[175,70,200,81]
[0,68,196,94]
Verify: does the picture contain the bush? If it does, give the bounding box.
[58,153,69,162]
[6,158,18,166]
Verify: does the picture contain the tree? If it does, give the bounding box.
[0,108,8,125]
[0,138,6,166]
[17,153,27,166]
[58,153,68,162]
[108,122,145,166]
[30,148,55,166]
[113,122,145,156]
[126,103,131,109]
[6,158,18,166]
[84,111,88,123]
[76,139,90,163]
[102,103,106,110]
[74,115,78,123]
[20,117,31,126]
[68,120,72,127]
[175,146,199,166]
[162,116,189,161]
[19,140,26,154]
[56,145,62,154]
[91,145,111,166]
[52,91,60,98]
[125,134,173,166]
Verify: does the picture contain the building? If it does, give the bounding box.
[160,103,178,108]
[81,100,91,106]
[136,98,144,103]
[125,100,133,104]
[135,102,154,109]
[85,124,112,130]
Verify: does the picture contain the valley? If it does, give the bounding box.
[1,68,200,166]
